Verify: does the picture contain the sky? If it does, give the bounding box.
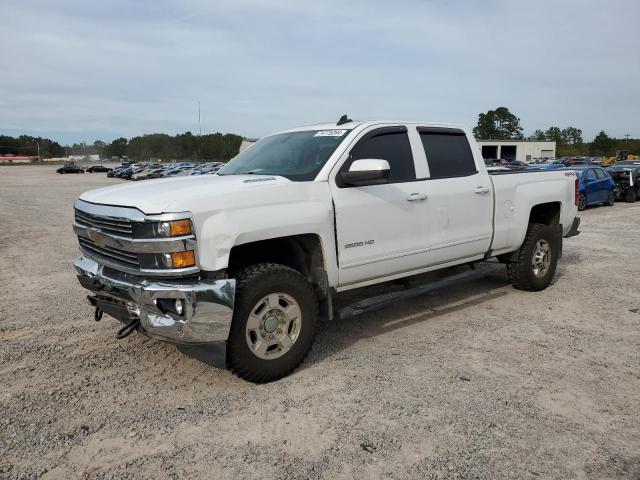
[1,0,639,145]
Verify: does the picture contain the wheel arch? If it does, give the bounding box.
[499,202,562,263]
[227,234,332,317]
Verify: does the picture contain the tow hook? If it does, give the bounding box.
[116,318,140,339]
[94,306,103,322]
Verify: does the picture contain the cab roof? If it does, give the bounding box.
[277,120,469,135]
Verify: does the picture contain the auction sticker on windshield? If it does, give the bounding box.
[314,129,348,137]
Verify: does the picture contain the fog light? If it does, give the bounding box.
[174,299,184,315]
[170,250,196,268]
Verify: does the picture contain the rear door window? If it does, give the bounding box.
[418,128,477,179]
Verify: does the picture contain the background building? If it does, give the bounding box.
[475,140,556,162]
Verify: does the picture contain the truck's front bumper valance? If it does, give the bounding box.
[74,256,235,345]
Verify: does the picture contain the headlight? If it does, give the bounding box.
[133,219,193,238]
[157,219,192,237]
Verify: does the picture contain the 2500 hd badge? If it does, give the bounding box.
[344,239,375,249]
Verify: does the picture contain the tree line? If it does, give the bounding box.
[2,112,637,161]
[0,131,244,162]
[472,107,639,157]
[0,135,66,158]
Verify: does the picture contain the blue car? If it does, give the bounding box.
[563,166,616,211]
[529,162,566,170]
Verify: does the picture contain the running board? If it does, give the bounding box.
[334,264,502,321]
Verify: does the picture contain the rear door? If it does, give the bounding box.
[329,125,430,286]
[418,127,493,266]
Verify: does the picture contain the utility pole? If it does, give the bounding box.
[198,101,201,136]
[624,133,630,142]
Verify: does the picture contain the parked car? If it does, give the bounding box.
[107,167,126,177]
[132,167,167,181]
[607,165,640,203]
[564,158,584,166]
[72,119,580,383]
[529,162,565,171]
[56,162,84,174]
[121,166,150,180]
[161,165,193,177]
[483,158,501,167]
[565,166,616,211]
[507,160,528,170]
[86,165,113,173]
[114,167,133,178]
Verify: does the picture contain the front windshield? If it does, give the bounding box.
[218,129,351,181]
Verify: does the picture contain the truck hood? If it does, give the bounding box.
[79,174,295,214]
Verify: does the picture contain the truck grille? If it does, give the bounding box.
[74,209,133,237]
[78,237,140,269]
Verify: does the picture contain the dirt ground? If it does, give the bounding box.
[1,165,639,480]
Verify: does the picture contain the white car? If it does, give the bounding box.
[73,119,580,382]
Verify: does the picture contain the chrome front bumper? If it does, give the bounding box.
[74,256,235,344]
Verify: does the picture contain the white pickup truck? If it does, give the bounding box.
[73,119,580,382]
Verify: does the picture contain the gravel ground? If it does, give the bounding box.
[1,165,639,480]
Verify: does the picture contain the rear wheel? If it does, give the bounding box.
[507,223,559,292]
[606,190,615,206]
[577,194,586,211]
[227,263,318,383]
[625,189,637,203]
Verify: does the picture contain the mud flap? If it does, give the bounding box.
[564,217,581,238]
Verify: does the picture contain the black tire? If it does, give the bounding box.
[577,194,586,211]
[625,189,637,203]
[227,263,318,383]
[606,190,615,206]
[506,223,559,292]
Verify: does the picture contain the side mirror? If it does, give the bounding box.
[340,159,390,186]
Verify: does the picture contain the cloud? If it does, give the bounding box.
[1,0,639,144]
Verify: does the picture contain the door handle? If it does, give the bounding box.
[407,193,427,202]
[474,186,491,194]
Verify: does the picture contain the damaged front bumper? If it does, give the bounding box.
[74,255,235,345]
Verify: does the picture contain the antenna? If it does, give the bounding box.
[337,114,352,126]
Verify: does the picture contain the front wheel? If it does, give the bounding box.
[606,190,615,206]
[507,223,559,292]
[227,263,318,383]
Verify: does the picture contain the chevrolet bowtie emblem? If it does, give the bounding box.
[87,228,106,246]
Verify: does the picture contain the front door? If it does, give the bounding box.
[329,126,430,287]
